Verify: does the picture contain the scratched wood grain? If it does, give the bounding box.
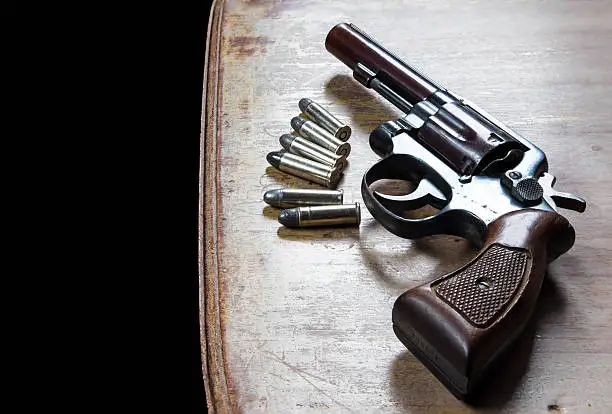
[199,0,612,412]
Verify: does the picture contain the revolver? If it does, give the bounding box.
[325,23,586,398]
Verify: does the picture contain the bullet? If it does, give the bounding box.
[263,188,343,208]
[278,203,361,228]
[267,150,341,188]
[279,134,347,172]
[291,116,351,157]
[299,98,352,141]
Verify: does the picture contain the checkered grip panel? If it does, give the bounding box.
[433,244,529,327]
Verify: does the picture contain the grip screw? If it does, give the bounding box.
[475,276,493,290]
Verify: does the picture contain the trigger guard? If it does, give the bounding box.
[362,157,486,243]
[362,153,451,200]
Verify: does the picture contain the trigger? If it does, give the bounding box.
[373,178,448,211]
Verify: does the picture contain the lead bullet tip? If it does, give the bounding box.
[279,134,296,150]
[291,116,306,131]
[263,189,281,207]
[298,98,313,113]
[278,208,300,227]
[266,151,282,168]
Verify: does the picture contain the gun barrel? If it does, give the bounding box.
[325,23,441,105]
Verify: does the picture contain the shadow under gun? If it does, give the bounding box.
[325,22,586,399]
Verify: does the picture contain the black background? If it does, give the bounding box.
[31,1,218,410]
[127,1,213,411]
[79,1,215,409]
[184,3,210,411]
[168,2,212,411]
[5,0,210,408]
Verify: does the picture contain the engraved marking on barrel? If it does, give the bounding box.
[433,245,529,326]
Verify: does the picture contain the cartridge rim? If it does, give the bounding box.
[336,142,351,157]
[335,125,352,141]
[334,157,348,173]
[328,168,341,188]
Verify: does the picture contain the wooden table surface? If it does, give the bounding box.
[199,1,612,412]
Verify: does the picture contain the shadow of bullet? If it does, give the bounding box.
[262,206,280,220]
[276,225,360,241]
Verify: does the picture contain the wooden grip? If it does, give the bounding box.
[392,209,575,398]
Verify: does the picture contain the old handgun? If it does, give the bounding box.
[326,23,586,398]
